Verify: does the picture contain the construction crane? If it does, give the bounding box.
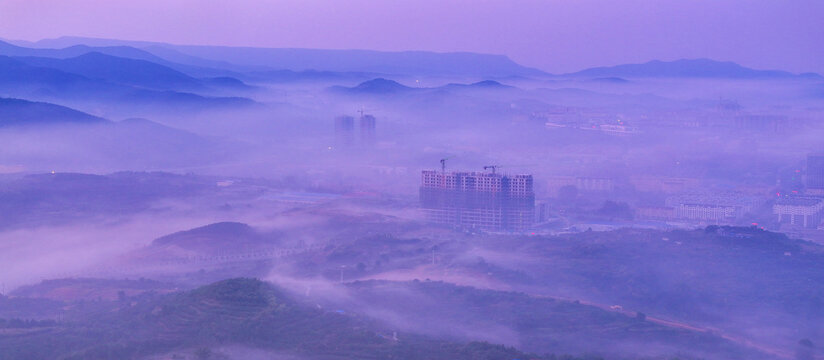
[483,165,500,174]
[483,164,537,174]
[440,158,449,173]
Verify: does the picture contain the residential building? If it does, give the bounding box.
[420,170,535,231]
[774,197,824,229]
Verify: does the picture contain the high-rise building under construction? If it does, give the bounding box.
[334,113,376,147]
[359,114,376,145]
[334,115,355,146]
[419,169,535,231]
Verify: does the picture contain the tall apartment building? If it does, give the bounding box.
[334,113,376,147]
[334,115,355,146]
[807,154,824,195]
[774,197,824,229]
[359,114,376,145]
[420,170,535,231]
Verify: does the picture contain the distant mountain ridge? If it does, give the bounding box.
[6,37,820,80]
[0,39,247,78]
[0,53,257,111]
[0,97,107,127]
[329,78,513,95]
[19,36,548,77]
[0,39,167,63]
[567,58,822,79]
[16,52,205,91]
[0,40,252,86]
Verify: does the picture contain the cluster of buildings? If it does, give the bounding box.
[635,154,824,230]
[633,192,763,224]
[771,154,824,230]
[546,176,614,193]
[537,109,640,135]
[666,193,763,223]
[415,154,824,235]
[535,98,801,135]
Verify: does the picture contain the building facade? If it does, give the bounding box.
[359,114,376,145]
[774,197,824,229]
[334,115,355,146]
[420,170,535,231]
[663,192,762,224]
[807,154,824,195]
[674,203,738,223]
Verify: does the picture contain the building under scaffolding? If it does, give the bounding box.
[420,170,535,231]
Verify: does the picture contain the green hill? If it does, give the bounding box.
[0,278,550,360]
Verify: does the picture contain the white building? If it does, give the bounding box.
[774,197,824,228]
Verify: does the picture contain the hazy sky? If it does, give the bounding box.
[1,0,822,74]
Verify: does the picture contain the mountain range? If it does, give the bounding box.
[11,36,548,78]
[329,78,513,95]
[0,41,257,112]
[564,58,822,79]
[0,97,106,127]
[16,52,205,91]
[4,37,820,85]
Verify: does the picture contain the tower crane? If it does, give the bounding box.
[483,165,500,174]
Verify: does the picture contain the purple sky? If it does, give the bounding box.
[1,0,822,74]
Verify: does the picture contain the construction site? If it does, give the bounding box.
[420,160,535,232]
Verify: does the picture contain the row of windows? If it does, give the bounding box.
[773,205,823,216]
[422,179,533,194]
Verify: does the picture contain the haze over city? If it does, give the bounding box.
[0,1,823,360]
